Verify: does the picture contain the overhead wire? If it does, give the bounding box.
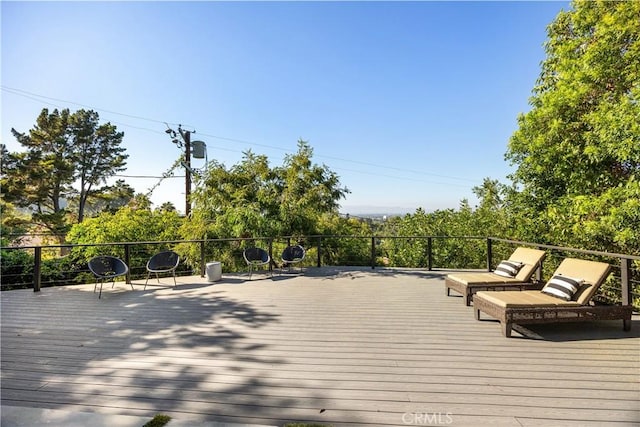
[2,86,183,127]
[2,85,484,189]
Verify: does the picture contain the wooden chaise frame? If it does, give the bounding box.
[445,247,547,306]
[473,258,633,337]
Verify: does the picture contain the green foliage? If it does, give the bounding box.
[66,205,183,264]
[183,140,349,245]
[314,213,373,266]
[68,179,135,217]
[68,109,128,222]
[378,179,512,269]
[0,249,33,289]
[1,108,128,240]
[0,199,30,246]
[142,414,171,427]
[506,0,640,254]
[380,207,484,269]
[188,150,278,238]
[275,142,347,236]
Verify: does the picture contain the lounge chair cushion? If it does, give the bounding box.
[446,272,525,285]
[541,274,584,301]
[475,290,582,308]
[551,258,611,305]
[445,247,546,288]
[494,260,524,278]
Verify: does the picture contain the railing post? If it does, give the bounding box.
[371,236,376,269]
[316,236,322,267]
[427,237,433,271]
[33,246,42,292]
[268,238,273,272]
[536,245,544,282]
[200,240,206,277]
[486,238,493,271]
[621,258,631,306]
[621,258,632,331]
[124,244,131,284]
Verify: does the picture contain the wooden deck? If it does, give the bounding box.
[2,267,639,426]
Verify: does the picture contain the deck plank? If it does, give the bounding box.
[2,268,639,426]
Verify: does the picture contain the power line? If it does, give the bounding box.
[330,166,472,189]
[115,174,185,179]
[193,129,477,183]
[1,85,183,127]
[2,85,484,188]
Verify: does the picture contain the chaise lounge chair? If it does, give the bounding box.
[445,247,546,306]
[473,258,633,337]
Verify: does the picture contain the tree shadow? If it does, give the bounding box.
[0,283,360,426]
[510,319,640,341]
[298,266,445,281]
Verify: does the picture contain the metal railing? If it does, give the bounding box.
[2,235,639,311]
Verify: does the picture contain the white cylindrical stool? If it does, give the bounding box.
[205,261,222,282]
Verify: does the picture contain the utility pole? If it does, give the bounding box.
[165,124,207,217]
[179,127,192,216]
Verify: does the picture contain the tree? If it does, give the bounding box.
[187,151,277,239]
[2,109,73,239]
[67,179,135,217]
[69,110,128,222]
[0,199,30,247]
[158,202,177,212]
[505,0,640,253]
[274,140,349,236]
[66,205,183,260]
[2,108,128,240]
[185,140,349,240]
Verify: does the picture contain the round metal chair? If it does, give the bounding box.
[280,245,306,274]
[88,256,131,299]
[243,247,272,279]
[145,250,180,288]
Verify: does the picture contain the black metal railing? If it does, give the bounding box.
[2,235,639,311]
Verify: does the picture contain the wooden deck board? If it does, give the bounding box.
[2,268,639,426]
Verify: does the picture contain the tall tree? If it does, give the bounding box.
[2,108,128,239]
[68,179,135,217]
[66,204,183,260]
[69,109,127,222]
[2,109,73,238]
[505,0,640,253]
[184,141,348,240]
[274,140,348,236]
[188,151,277,238]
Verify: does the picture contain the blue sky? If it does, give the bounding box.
[1,1,570,215]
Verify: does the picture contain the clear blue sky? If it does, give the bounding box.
[1,1,570,215]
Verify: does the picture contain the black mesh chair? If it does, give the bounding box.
[281,245,306,274]
[88,256,131,299]
[243,247,272,279]
[145,250,180,288]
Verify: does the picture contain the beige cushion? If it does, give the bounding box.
[475,290,582,308]
[447,272,524,286]
[446,247,546,285]
[552,258,610,304]
[508,247,546,281]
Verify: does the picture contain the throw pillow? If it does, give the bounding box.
[541,274,584,301]
[494,260,524,278]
